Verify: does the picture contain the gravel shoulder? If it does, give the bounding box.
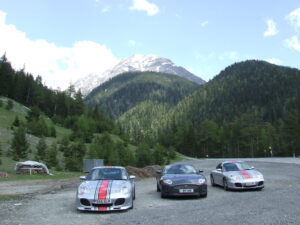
[1,158,300,225]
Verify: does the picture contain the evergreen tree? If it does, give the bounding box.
[152,144,165,165]
[136,142,152,167]
[45,142,58,169]
[11,126,29,160]
[12,116,20,127]
[5,99,13,110]
[36,138,47,161]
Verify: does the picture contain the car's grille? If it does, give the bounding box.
[92,203,113,207]
[174,184,199,190]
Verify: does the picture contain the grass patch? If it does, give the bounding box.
[0,194,23,201]
[170,152,186,163]
[0,171,83,182]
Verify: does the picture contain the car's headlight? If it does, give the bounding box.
[78,184,91,195]
[198,178,206,184]
[121,186,130,194]
[162,179,173,185]
[254,173,264,179]
[229,175,243,181]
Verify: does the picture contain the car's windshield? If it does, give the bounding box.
[223,162,252,172]
[164,164,197,174]
[86,168,128,180]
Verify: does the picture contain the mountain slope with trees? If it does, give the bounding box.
[0,55,176,173]
[158,60,300,158]
[85,71,201,119]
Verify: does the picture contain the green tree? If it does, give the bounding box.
[5,99,13,110]
[11,126,29,160]
[136,142,152,167]
[36,138,47,161]
[12,116,20,127]
[45,142,58,169]
[65,140,86,171]
[152,144,165,165]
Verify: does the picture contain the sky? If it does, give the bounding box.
[0,0,300,90]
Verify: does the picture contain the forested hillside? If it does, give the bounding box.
[0,55,176,172]
[158,60,300,158]
[85,71,201,119]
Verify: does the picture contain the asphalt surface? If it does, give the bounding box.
[1,158,300,225]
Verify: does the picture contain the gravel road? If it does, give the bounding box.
[1,158,300,225]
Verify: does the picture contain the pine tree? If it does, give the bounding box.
[12,116,20,127]
[11,126,29,160]
[45,142,58,168]
[36,138,47,161]
[5,99,13,110]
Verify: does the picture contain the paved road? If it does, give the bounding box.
[1,159,300,225]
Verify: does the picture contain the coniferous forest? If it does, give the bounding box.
[88,60,300,159]
[1,54,300,172]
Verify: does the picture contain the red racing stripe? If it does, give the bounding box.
[240,170,251,179]
[98,180,110,211]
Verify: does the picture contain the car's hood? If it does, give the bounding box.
[78,179,131,197]
[162,174,205,185]
[224,170,263,179]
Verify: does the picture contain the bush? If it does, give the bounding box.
[5,99,13,110]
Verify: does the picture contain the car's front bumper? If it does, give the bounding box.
[76,194,133,211]
[227,178,264,190]
[161,183,207,197]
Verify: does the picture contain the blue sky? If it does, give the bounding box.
[0,0,300,89]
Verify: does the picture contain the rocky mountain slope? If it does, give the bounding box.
[74,54,205,96]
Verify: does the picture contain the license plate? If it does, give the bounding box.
[94,199,112,204]
[179,189,194,193]
[245,182,256,186]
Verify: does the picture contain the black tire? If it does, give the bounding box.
[223,178,229,191]
[200,193,207,198]
[161,190,167,198]
[133,188,136,200]
[210,174,216,186]
[129,197,134,209]
[157,183,160,192]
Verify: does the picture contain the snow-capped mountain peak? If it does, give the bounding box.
[74,54,205,96]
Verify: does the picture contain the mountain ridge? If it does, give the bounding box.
[74,54,205,96]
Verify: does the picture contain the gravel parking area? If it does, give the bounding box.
[1,158,300,225]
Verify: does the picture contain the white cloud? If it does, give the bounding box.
[128,40,136,46]
[129,0,159,16]
[264,19,278,37]
[0,10,118,90]
[200,21,208,27]
[284,35,300,52]
[265,58,282,65]
[286,8,300,31]
[218,51,239,61]
[101,6,110,13]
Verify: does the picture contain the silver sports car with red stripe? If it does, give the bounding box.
[210,161,264,190]
[76,166,135,211]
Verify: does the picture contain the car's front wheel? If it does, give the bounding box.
[223,178,229,191]
[210,174,216,186]
[160,189,167,198]
[157,183,160,192]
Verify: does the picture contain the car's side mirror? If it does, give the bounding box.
[216,168,222,172]
[80,176,86,180]
[156,170,162,175]
[198,169,204,173]
[129,175,136,179]
[250,166,255,169]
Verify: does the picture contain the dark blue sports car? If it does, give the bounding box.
[156,163,207,198]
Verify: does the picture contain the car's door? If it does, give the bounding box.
[213,163,224,185]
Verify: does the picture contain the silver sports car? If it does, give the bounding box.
[76,166,135,211]
[210,160,264,190]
